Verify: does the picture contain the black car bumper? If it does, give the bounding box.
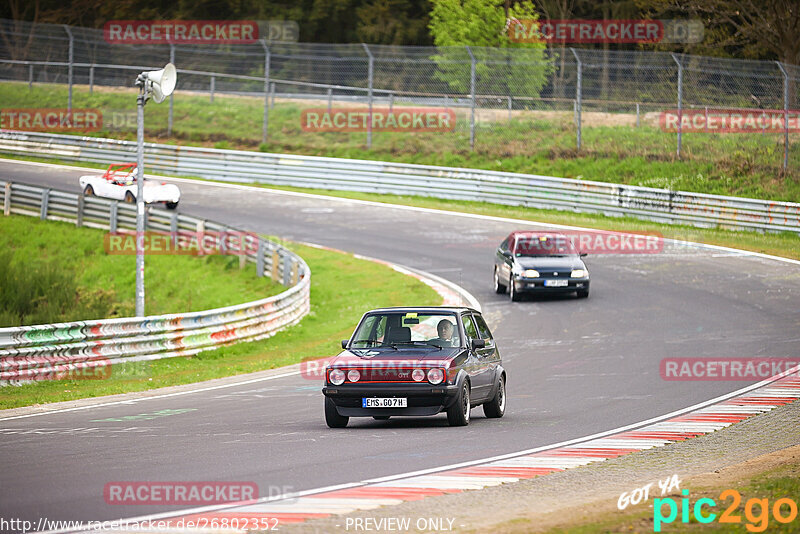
[514,278,589,293]
[322,383,460,417]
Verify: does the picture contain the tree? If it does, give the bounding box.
[428,0,552,98]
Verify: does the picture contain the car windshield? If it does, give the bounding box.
[514,235,578,257]
[350,312,461,349]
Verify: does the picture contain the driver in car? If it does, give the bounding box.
[428,319,457,347]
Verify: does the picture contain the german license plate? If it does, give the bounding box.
[362,397,407,408]
[545,279,569,287]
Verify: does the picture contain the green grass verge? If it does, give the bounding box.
[2,81,798,202]
[0,240,441,409]
[0,215,283,326]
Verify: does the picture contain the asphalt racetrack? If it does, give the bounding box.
[2,159,799,525]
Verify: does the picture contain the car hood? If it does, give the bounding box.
[515,256,584,270]
[327,348,461,367]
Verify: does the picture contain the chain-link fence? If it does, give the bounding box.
[0,18,797,172]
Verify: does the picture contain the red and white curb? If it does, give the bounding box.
[70,373,800,533]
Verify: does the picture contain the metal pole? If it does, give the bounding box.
[270,82,276,108]
[89,65,94,94]
[210,76,215,103]
[570,48,582,150]
[168,44,175,136]
[466,46,476,151]
[135,84,146,317]
[260,40,270,143]
[776,61,790,171]
[389,93,394,113]
[362,43,374,149]
[327,87,332,113]
[63,25,74,114]
[671,53,683,158]
[28,64,33,90]
[636,102,640,127]
[508,95,512,120]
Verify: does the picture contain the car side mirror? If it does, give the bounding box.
[502,250,512,258]
[580,253,588,258]
[341,340,348,349]
[470,338,486,350]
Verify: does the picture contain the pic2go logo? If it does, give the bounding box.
[654,489,799,532]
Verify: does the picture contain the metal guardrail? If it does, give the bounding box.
[0,178,311,383]
[1,130,799,234]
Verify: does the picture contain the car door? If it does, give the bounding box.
[496,236,513,283]
[472,313,500,385]
[461,313,492,401]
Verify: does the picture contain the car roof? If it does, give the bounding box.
[509,230,568,239]
[364,306,480,315]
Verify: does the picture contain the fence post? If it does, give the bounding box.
[4,182,11,216]
[28,64,33,90]
[63,25,74,114]
[89,65,94,94]
[256,239,265,277]
[260,40,270,143]
[570,48,582,151]
[776,61,790,172]
[271,249,280,281]
[389,93,394,113]
[508,95,512,120]
[327,87,333,113]
[270,82,276,108]
[636,102,640,127]
[466,46,476,151]
[362,43,374,149]
[170,212,178,248]
[168,44,175,136]
[671,53,683,158]
[210,75,215,103]
[40,189,50,220]
[76,195,84,227]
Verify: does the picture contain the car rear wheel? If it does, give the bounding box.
[447,381,471,427]
[483,375,506,418]
[494,268,507,294]
[325,397,349,428]
[372,416,390,421]
[166,201,178,210]
[577,289,589,298]
[124,191,136,204]
[509,276,521,302]
[83,185,94,197]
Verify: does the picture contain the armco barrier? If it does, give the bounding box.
[1,130,798,233]
[0,179,310,383]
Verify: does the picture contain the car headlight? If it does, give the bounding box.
[523,269,540,278]
[329,369,345,385]
[347,369,361,383]
[571,269,587,278]
[427,368,444,385]
[412,369,425,382]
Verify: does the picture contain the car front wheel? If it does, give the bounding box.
[577,289,589,298]
[447,381,471,426]
[509,276,521,302]
[124,192,136,204]
[83,185,94,196]
[166,201,179,210]
[483,375,506,418]
[325,397,349,428]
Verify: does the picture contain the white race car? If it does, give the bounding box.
[79,163,181,210]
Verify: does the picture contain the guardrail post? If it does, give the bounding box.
[362,43,374,149]
[271,249,280,280]
[28,64,33,90]
[466,46,476,151]
[389,92,394,113]
[291,260,298,285]
[109,202,118,232]
[170,212,178,248]
[89,65,94,94]
[220,227,228,254]
[40,189,50,220]
[63,25,74,114]
[671,53,683,158]
[283,256,292,286]
[260,40,270,143]
[168,44,175,136]
[256,239,265,277]
[3,182,10,216]
[776,61,790,172]
[327,87,333,113]
[76,195,84,227]
[570,48,582,151]
[210,75,215,103]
